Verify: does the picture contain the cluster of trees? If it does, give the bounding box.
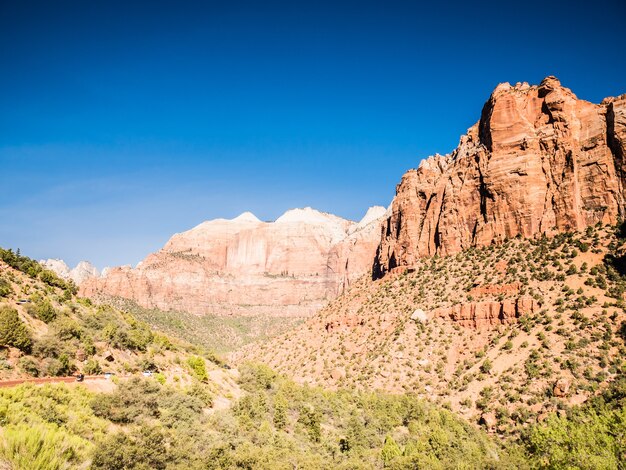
[0,363,524,469]
[0,357,624,468]
[0,247,77,295]
[521,375,626,468]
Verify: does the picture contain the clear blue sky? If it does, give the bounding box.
[1,0,625,268]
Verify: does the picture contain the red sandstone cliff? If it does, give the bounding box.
[374,77,626,277]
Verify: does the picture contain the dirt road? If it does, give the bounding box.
[0,375,109,388]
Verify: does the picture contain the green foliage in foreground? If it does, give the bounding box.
[521,375,626,469]
[0,365,521,470]
[1,366,625,469]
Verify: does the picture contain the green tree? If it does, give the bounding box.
[0,278,12,298]
[0,306,32,352]
[186,356,208,382]
[381,435,402,465]
[273,393,288,430]
[298,404,321,442]
[34,301,57,323]
[91,426,168,470]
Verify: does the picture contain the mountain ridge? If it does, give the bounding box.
[79,206,387,318]
[374,76,626,277]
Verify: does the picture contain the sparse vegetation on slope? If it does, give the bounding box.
[236,224,626,436]
[105,297,304,354]
[0,247,226,384]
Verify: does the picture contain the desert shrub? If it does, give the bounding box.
[185,381,214,407]
[32,335,64,358]
[480,358,493,374]
[91,425,169,470]
[237,362,276,391]
[91,377,161,423]
[83,359,102,375]
[0,278,12,298]
[41,354,74,377]
[53,317,82,340]
[18,357,39,376]
[30,300,57,323]
[0,306,32,352]
[158,391,203,428]
[0,422,89,469]
[186,356,208,382]
[102,320,153,351]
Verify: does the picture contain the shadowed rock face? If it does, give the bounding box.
[80,207,386,317]
[374,77,626,278]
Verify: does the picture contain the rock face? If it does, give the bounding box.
[40,259,100,284]
[374,77,626,277]
[80,207,386,316]
[430,296,538,329]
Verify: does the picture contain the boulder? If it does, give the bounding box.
[553,378,571,397]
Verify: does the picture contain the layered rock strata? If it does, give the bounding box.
[80,207,386,316]
[375,77,626,277]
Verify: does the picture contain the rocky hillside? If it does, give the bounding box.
[81,206,386,317]
[236,78,626,434]
[236,224,626,433]
[0,247,238,403]
[374,76,626,277]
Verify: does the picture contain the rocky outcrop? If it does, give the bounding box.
[80,207,386,317]
[374,77,626,277]
[430,296,538,328]
[40,259,100,284]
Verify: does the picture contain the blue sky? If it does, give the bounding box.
[1,0,625,268]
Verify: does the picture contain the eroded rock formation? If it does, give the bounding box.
[80,207,386,316]
[375,77,626,277]
[430,296,538,329]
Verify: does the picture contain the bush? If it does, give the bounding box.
[186,356,208,382]
[53,318,82,340]
[237,362,276,392]
[83,359,102,375]
[32,335,63,358]
[102,321,153,351]
[480,358,493,374]
[18,357,39,376]
[91,377,162,423]
[32,301,57,323]
[0,278,12,298]
[91,426,168,470]
[0,306,32,352]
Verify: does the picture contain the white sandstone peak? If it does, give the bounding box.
[275,207,347,225]
[231,211,261,223]
[40,259,71,278]
[39,259,100,285]
[71,261,100,284]
[358,206,387,226]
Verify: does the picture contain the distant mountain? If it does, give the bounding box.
[235,77,626,433]
[40,258,100,284]
[80,206,387,317]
